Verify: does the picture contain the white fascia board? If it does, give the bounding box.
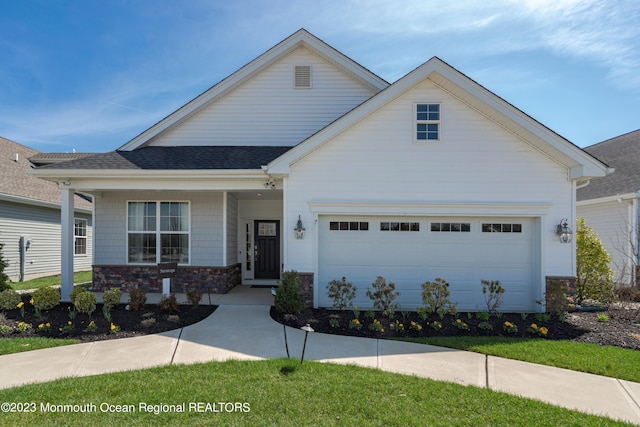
[0,192,92,214]
[30,168,265,180]
[576,193,638,207]
[119,30,387,152]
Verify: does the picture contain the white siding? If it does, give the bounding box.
[0,201,92,281]
[152,47,376,147]
[577,200,633,284]
[94,191,224,266]
[284,77,574,305]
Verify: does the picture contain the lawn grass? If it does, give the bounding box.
[399,336,640,383]
[0,337,81,355]
[10,271,92,291]
[0,359,626,426]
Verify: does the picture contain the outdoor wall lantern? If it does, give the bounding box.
[556,218,573,243]
[294,215,305,240]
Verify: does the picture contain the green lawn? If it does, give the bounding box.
[0,337,81,355]
[399,336,640,383]
[0,359,627,426]
[10,271,92,291]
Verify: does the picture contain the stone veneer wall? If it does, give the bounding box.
[545,276,577,312]
[92,264,241,294]
[297,272,314,307]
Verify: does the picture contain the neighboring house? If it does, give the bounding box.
[33,29,608,311]
[577,129,640,286]
[0,137,93,281]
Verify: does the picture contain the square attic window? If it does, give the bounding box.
[295,65,311,88]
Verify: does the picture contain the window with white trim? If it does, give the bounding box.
[74,218,87,255]
[127,201,190,264]
[431,222,470,232]
[416,103,440,141]
[330,221,369,231]
[380,222,420,231]
[482,223,522,233]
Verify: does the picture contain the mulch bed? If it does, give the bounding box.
[271,306,640,350]
[0,294,215,342]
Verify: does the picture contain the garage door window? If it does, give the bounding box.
[482,223,522,233]
[330,221,369,231]
[380,222,420,231]
[431,222,470,232]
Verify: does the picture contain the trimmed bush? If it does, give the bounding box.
[69,285,90,304]
[102,288,123,309]
[185,288,202,307]
[74,292,97,318]
[327,277,357,311]
[31,287,60,312]
[158,294,180,313]
[128,288,146,311]
[576,218,615,304]
[0,289,21,311]
[274,270,305,315]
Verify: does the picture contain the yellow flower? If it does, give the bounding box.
[110,323,117,330]
[38,323,44,329]
[540,327,548,335]
[45,323,50,327]
[67,321,72,326]
[504,321,513,328]
[17,302,24,309]
[531,323,538,329]
[29,298,34,305]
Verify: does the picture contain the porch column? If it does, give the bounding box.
[60,187,74,302]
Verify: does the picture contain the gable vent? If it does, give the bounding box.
[294,65,311,88]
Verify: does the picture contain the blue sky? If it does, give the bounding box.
[1,0,638,152]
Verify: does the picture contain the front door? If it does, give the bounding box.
[254,220,280,279]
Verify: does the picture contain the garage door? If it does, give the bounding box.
[318,216,537,311]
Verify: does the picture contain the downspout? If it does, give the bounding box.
[19,236,32,282]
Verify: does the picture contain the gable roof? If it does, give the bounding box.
[0,136,92,210]
[267,56,609,181]
[577,129,640,201]
[37,146,292,170]
[118,29,389,152]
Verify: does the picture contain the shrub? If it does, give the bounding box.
[102,288,123,309]
[128,288,146,310]
[545,279,574,314]
[31,287,60,312]
[69,285,89,304]
[274,270,305,315]
[141,317,156,328]
[185,288,202,307]
[158,294,180,313]
[74,291,97,318]
[481,280,505,313]
[0,289,21,311]
[366,276,399,317]
[576,218,615,304]
[327,277,357,311]
[421,278,457,316]
[0,240,9,292]
[616,286,640,302]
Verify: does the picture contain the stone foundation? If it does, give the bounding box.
[545,276,576,312]
[297,272,314,307]
[92,263,241,294]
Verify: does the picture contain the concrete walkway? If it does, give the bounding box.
[1,287,639,424]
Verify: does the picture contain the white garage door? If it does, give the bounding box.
[318,216,537,311]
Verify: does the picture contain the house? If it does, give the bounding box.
[32,29,608,311]
[0,136,93,281]
[577,129,640,286]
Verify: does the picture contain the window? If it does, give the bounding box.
[330,221,369,231]
[74,218,87,255]
[482,223,522,233]
[127,202,190,264]
[380,222,420,231]
[431,222,471,232]
[295,65,311,88]
[416,103,440,141]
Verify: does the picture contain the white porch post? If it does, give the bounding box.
[60,187,74,302]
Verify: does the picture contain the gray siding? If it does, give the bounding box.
[0,200,92,281]
[94,191,224,266]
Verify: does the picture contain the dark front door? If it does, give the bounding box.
[254,220,280,279]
